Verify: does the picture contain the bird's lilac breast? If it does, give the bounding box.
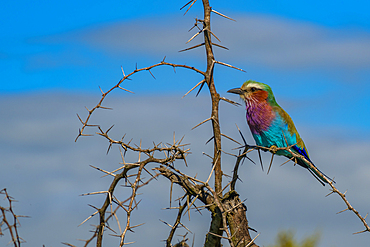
[246,101,275,135]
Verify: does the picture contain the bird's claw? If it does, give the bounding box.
[269,145,278,153]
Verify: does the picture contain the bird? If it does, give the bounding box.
[227,79,332,185]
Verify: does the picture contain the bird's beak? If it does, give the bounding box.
[227,88,243,95]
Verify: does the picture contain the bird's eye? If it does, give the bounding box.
[250,87,257,92]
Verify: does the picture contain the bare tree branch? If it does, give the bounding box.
[0,189,28,247]
[72,1,368,247]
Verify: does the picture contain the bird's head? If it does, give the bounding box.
[227,80,276,105]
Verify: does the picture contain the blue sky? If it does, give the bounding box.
[1,0,370,93]
[2,0,370,134]
[1,1,370,247]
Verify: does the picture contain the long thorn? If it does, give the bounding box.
[196,80,206,96]
[182,79,205,98]
[180,0,194,10]
[191,117,211,130]
[280,156,295,167]
[211,9,236,21]
[186,29,203,43]
[179,43,205,52]
[257,149,264,171]
[215,61,246,72]
[236,124,247,145]
[220,97,240,106]
[267,154,274,174]
[182,0,197,15]
[212,42,229,50]
[221,133,242,145]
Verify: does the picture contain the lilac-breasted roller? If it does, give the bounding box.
[228,80,331,185]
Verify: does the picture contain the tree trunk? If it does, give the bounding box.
[224,191,259,247]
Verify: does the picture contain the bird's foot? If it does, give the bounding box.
[269,145,278,153]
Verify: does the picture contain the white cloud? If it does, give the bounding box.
[216,14,370,69]
[34,13,370,71]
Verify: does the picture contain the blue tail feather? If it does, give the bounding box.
[291,145,333,185]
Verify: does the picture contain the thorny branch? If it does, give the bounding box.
[74,61,205,142]
[71,135,191,247]
[161,203,188,247]
[74,0,256,246]
[0,189,27,247]
[235,142,370,235]
[155,165,258,247]
[72,0,368,247]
